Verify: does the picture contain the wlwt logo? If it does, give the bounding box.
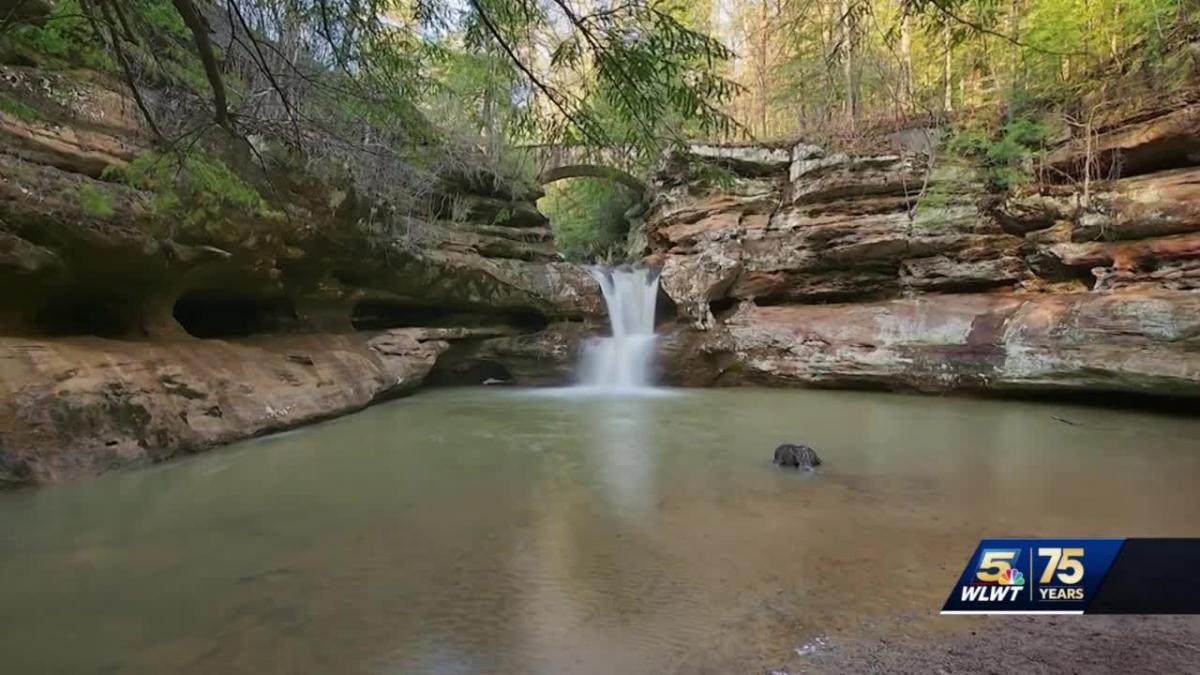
[941,538,1130,615]
[958,548,1025,602]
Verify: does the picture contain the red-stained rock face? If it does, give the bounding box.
[660,293,1200,395]
[1046,104,1200,180]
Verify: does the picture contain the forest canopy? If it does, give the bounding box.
[3,0,1196,157]
[1,0,1196,257]
[722,0,1196,139]
[1,1,741,168]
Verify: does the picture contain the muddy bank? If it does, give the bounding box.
[777,615,1200,674]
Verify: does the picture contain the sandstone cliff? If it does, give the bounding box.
[5,63,1200,487]
[637,110,1200,396]
[0,65,600,486]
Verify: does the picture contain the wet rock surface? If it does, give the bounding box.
[0,330,450,486]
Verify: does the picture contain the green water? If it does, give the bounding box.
[1,388,1198,674]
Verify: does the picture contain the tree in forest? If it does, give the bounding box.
[716,0,1193,142]
[1,0,741,196]
[5,0,1196,194]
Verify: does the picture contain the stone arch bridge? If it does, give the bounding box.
[520,144,647,196]
[523,142,803,197]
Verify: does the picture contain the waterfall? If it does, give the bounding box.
[578,266,660,390]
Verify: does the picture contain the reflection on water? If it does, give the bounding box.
[585,396,658,517]
[0,388,1198,674]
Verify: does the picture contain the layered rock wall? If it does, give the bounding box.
[5,62,1199,486]
[640,111,1200,396]
[0,66,600,485]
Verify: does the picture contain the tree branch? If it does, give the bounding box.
[83,0,163,139]
[926,0,1088,57]
[466,0,606,147]
[171,0,232,128]
[224,0,303,145]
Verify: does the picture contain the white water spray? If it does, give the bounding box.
[578,266,660,390]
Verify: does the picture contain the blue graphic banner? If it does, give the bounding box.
[941,538,1125,614]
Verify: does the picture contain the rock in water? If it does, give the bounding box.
[773,443,822,471]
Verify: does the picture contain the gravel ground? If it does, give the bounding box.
[777,615,1200,674]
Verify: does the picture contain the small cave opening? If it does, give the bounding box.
[350,299,549,332]
[980,388,1200,416]
[1092,140,1200,181]
[1137,258,1163,273]
[427,353,515,386]
[748,292,800,307]
[707,296,738,320]
[1025,251,1099,289]
[173,290,300,338]
[655,287,679,325]
[32,291,135,337]
[507,308,551,332]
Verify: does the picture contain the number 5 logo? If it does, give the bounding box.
[975,549,1020,583]
[1038,547,1085,584]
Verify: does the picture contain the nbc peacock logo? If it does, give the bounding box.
[999,567,1025,586]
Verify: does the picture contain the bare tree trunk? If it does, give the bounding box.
[899,0,913,114]
[755,0,771,137]
[1009,0,1022,108]
[942,26,953,112]
[82,0,163,138]
[821,6,836,125]
[840,0,859,123]
[482,86,497,157]
[1083,114,1093,205]
[280,4,303,123]
[1109,2,1121,60]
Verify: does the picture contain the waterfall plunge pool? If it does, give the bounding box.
[1,387,1198,674]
